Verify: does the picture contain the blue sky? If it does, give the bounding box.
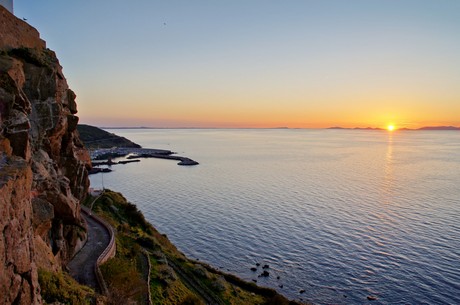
[14,0,460,128]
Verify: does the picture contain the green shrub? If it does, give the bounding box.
[38,269,93,305]
[179,294,205,305]
[8,48,56,67]
[101,257,147,305]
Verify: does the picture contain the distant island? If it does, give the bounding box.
[328,126,460,131]
[83,125,460,131]
[328,126,384,130]
[413,126,460,131]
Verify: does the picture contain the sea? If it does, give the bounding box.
[89,129,460,305]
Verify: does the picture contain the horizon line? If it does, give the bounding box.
[81,125,460,131]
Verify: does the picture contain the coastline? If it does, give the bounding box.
[85,189,305,305]
[81,126,306,303]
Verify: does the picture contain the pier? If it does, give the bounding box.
[89,147,198,175]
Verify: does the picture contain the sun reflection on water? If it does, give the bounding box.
[382,132,395,204]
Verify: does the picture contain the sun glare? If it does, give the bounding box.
[387,125,395,131]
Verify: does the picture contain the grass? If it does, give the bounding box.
[38,269,94,305]
[100,257,146,305]
[84,190,304,305]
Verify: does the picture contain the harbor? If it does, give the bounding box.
[89,147,198,175]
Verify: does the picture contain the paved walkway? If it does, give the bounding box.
[67,211,111,290]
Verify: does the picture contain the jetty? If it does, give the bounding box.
[89,147,198,174]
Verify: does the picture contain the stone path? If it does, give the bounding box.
[67,211,111,290]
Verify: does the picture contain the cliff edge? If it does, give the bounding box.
[0,6,91,304]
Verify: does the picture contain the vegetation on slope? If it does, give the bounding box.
[84,190,302,305]
[38,269,95,305]
[77,124,141,149]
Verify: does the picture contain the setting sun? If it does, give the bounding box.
[387,125,395,131]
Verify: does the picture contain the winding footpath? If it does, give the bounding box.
[67,204,220,304]
[67,208,113,292]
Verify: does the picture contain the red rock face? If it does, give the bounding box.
[0,5,90,304]
[0,159,41,305]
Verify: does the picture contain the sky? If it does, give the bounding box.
[13,0,460,128]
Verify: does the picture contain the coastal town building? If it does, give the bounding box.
[0,0,13,13]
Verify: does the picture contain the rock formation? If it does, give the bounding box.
[0,6,90,304]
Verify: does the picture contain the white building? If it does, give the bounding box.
[0,0,13,13]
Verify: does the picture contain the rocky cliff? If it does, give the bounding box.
[0,6,91,304]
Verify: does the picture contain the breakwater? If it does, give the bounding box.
[89,147,198,175]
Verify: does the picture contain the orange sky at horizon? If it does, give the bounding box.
[16,1,460,129]
[79,86,460,129]
[81,105,460,129]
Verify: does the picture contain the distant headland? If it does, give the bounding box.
[83,125,460,131]
[328,126,460,131]
[77,124,141,149]
[77,124,199,174]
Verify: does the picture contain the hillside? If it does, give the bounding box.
[85,190,303,305]
[77,124,141,149]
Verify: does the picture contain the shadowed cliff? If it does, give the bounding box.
[77,124,141,149]
[1,6,90,304]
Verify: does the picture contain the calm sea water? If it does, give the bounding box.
[89,129,460,304]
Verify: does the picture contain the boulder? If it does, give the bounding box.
[259,270,270,277]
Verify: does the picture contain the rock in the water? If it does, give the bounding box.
[262,264,270,269]
[259,270,270,277]
[367,295,377,301]
[299,289,305,294]
[250,267,257,272]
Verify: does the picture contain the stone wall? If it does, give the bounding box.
[0,6,45,50]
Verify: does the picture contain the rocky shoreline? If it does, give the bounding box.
[85,190,306,305]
